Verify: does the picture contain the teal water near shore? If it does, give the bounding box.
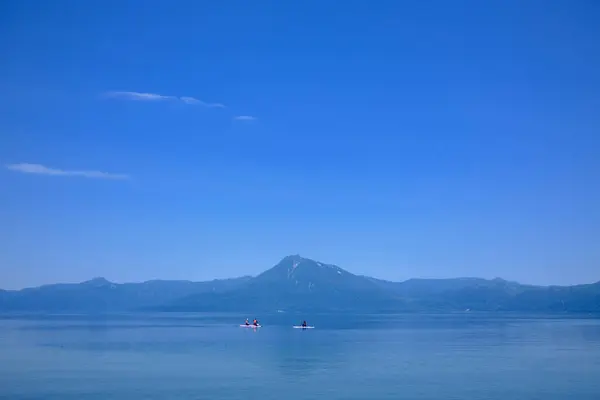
[1,313,599,399]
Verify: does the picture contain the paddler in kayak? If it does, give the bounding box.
[244,319,250,326]
[253,318,259,326]
[302,320,307,327]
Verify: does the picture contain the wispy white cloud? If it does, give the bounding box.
[233,115,257,121]
[6,163,130,180]
[104,91,225,108]
[104,91,174,101]
[179,96,225,108]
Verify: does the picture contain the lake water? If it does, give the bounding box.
[1,313,599,399]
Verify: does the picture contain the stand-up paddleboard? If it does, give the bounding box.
[293,325,315,329]
[240,324,261,328]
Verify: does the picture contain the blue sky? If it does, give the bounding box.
[1,1,599,289]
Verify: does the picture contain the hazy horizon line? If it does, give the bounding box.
[3,272,598,291]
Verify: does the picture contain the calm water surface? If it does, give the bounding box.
[1,313,599,399]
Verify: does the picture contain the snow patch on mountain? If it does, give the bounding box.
[287,260,301,279]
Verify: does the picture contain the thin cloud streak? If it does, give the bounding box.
[104,91,225,108]
[6,163,130,180]
[104,91,174,101]
[233,115,257,121]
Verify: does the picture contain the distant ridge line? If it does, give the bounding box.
[1,256,598,314]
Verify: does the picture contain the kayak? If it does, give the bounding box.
[293,326,315,329]
[240,324,261,328]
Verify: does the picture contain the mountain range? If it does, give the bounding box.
[1,255,599,313]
